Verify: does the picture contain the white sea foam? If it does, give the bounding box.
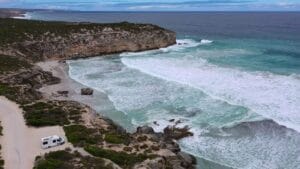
[13,12,32,20]
[67,42,300,169]
[200,39,213,44]
[121,56,300,132]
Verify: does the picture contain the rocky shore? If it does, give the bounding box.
[0,18,196,169]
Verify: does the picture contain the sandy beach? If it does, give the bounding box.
[0,96,72,169]
[38,60,119,122]
[38,60,102,107]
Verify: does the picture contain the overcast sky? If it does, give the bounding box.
[0,0,299,11]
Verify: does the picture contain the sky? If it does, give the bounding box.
[0,0,300,11]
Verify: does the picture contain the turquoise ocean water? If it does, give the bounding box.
[29,12,300,169]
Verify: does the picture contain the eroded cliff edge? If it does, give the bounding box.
[0,18,176,61]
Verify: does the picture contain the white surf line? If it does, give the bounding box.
[121,57,300,132]
[0,96,72,169]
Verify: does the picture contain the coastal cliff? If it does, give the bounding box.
[0,18,176,61]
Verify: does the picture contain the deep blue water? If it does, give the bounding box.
[28,12,300,169]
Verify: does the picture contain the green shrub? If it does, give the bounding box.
[63,125,102,146]
[104,133,129,144]
[22,102,70,127]
[34,150,112,169]
[0,84,19,102]
[34,159,65,169]
[0,55,31,73]
[85,145,153,168]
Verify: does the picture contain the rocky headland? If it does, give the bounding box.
[0,18,176,61]
[0,18,196,169]
[0,9,27,18]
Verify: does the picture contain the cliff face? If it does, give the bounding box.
[0,19,176,61]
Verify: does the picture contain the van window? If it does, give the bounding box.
[43,141,48,145]
[53,140,56,143]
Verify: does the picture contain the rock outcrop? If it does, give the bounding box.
[136,125,155,134]
[163,125,194,140]
[81,88,93,95]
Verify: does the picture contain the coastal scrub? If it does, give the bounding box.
[84,145,155,168]
[34,150,113,169]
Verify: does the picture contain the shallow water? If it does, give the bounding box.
[31,12,300,169]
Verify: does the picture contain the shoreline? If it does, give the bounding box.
[38,59,200,164]
[37,60,131,131]
[50,57,234,169]
[37,58,226,169]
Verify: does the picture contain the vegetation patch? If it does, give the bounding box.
[0,55,31,73]
[34,150,113,169]
[0,83,20,103]
[63,125,102,147]
[104,132,130,145]
[22,101,70,127]
[0,18,165,47]
[85,145,154,168]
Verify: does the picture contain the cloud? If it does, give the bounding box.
[0,0,299,11]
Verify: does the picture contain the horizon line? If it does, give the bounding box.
[1,8,300,13]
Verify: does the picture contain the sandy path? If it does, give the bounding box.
[0,96,72,169]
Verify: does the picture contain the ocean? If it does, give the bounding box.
[28,11,300,169]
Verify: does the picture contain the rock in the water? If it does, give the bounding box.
[169,119,175,122]
[177,152,197,165]
[163,125,193,140]
[136,126,155,134]
[81,88,93,95]
[167,155,196,169]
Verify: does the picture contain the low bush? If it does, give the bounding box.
[34,150,113,169]
[0,55,31,73]
[0,84,20,102]
[22,102,70,127]
[85,145,154,168]
[104,132,129,144]
[63,125,102,147]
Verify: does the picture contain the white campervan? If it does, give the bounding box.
[41,135,65,149]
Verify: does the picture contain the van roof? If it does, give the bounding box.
[41,135,60,141]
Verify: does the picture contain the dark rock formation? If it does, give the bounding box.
[136,125,155,134]
[57,90,69,97]
[163,125,194,140]
[81,88,93,95]
[134,157,166,169]
[166,155,195,169]
[177,152,197,166]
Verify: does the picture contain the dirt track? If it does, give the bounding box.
[0,96,72,169]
